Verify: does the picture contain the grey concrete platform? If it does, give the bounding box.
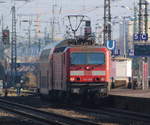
[109,88,150,98]
[108,89,150,113]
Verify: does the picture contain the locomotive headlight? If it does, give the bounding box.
[70,77,75,82]
[86,66,90,70]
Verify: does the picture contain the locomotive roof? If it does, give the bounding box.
[39,39,108,62]
[40,39,109,59]
[42,39,104,51]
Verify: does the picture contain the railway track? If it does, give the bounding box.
[0,98,99,125]
[99,107,150,122]
[61,104,150,123]
[2,96,150,124]
[8,89,37,96]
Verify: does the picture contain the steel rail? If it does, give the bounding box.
[0,99,100,125]
[61,104,150,122]
[99,107,150,122]
[8,90,37,95]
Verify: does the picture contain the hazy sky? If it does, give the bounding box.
[0,0,140,39]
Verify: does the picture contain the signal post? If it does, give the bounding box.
[142,57,149,89]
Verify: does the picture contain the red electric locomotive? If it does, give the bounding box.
[38,39,111,100]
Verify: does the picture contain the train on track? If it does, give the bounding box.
[37,39,111,100]
[37,18,132,101]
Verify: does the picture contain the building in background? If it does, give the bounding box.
[118,19,129,56]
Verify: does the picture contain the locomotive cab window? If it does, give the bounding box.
[71,52,105,65]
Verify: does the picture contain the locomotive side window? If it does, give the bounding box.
[71,52,105,65]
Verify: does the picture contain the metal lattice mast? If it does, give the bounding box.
[11,6,17,84]
[138,0,149,90]
[133,3,138,34]
[138,0,148,34]
[51,4,55,42]
[138,0,148,37]
[144,1,148,34]
[103,0,111,45]
[138,0,143,34]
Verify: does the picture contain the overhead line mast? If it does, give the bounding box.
[11,5,17,84]
[103,0,111,45]
[138,0,148,34]
[138,0,149,90]
[133,2,138,34]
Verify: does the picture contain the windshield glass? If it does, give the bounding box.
[71,52,105,65]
